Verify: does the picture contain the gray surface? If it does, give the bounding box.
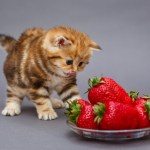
[0,0,150,150]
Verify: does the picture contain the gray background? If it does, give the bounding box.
[0,0,150,150]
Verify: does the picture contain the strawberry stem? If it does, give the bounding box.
[88,77,99,87]
[144,99,150,120]
[88,76,105,87]
[128,91,139,101]
[85,76,105,93]
[93,102,106,124]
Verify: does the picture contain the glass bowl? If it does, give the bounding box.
[66,120,150,141]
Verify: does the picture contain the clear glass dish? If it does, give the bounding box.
[66,120,150,141]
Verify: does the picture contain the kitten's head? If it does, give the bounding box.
[42,26,101,77]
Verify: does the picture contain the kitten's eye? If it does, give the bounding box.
[78,62,84,67]
[66,60,73,65]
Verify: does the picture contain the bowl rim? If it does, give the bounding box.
[66,120,150,134]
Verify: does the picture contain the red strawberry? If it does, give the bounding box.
[94,101,138,130]
[77,99,90,107]
[88,76,132,105]
[66,99,98,129]
[77,104,98,129]
[129,91,150,128]
[65,99,90,123]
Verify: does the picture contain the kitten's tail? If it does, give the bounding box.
[0,34,16,53]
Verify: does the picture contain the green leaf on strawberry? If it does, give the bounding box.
[65,100,81,124]
[144,99,150,120]
[85,76,105,93]
[88,76,105,88]
[128,91,139,101]
[93,102,106,124]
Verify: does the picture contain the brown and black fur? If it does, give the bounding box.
[0,26,101,120]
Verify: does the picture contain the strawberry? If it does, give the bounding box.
[77,99,90,107]
[94,101,138,130]
[65,99,98,129]
[77,104,98,129]
[65,99,90,124]
[88,76,132,105]
[129,91,150,128]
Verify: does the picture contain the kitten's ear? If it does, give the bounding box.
[53,36,72,49]
[89,41,102,51]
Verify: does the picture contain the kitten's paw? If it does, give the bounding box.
[51,98,65,109]
[2,103,21,116]
[37,108,58,120]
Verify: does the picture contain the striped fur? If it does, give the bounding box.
[0,26,101,120]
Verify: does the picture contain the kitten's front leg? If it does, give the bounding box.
[2,86,25,116]
[56,83,81,108]
[28,87,57,120]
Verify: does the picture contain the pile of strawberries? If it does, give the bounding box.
[66,76,150,130]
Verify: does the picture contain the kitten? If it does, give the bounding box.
[0,26,101,120]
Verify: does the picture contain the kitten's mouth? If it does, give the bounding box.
[64,71,77,76]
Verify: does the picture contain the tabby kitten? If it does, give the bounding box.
[0,26,101,120]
